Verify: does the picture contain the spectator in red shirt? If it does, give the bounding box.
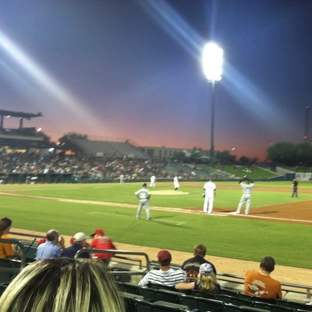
[90,228,116,265]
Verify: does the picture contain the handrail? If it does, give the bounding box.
[217,272,312,299]
[0,238,27,269]
[10,231,45,239]
[74,249,150,272]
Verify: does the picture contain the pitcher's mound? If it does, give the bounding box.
[150,190,189,195]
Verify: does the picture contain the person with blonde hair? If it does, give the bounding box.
[0,258,125,312]
[175,263,221,294]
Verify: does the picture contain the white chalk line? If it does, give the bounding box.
[1,191,311,224]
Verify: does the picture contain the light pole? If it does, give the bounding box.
[202,42,223,160]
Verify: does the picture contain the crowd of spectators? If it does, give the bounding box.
[0,151,204,182]
[0,233,284,312]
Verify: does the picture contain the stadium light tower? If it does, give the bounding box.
[202,42,223,160]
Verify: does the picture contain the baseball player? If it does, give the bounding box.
[135,183,151,220]
[150,175,156,188]
[173,175,179,191]
[291,178,298,197]
[230,176,254,215]
[202,177,216,214]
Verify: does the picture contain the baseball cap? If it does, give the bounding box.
[157,250,172,262]
[143,183,147,187]
[73,232,89,242]
[90,228,104,237]
[199,263,214,275]
[37,238,46,246]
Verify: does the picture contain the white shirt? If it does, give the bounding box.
[203,181,216,196]
[240,182,254,195]
[135,188,150,200]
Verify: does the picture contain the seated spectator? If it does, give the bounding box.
[61,232,90,258]
[36,229,65,260]
[138,249,187,287]
[90,228,116,264]
[175,263,221,294]
[181,244,216,281]
[0,217,21,259]
[0,257,125,312]
[244,256,282,299]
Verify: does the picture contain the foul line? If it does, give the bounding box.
[1,191,311,224]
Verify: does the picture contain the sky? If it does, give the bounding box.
[0,0,312,161]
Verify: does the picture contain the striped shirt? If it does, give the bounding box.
[138,268,187,287]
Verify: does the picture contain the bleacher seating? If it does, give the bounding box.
[117,281,312,312]
[70,139,148,159]
[131,298,190,312]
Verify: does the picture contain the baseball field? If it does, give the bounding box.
[0,181,311,271]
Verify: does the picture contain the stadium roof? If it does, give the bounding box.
[0,110,42,120]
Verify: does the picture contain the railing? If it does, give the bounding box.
[75,248,150,274]
[217,272,312,300]
[0,238,27,282]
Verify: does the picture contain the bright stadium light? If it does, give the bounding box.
[202,42,223,160]
[202,42,223,81]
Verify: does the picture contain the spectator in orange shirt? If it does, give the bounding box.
[244,256,282,299]
[0,217,20,259]
[90,228,116,265]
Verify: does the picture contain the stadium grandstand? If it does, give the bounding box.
[0,109,49,150]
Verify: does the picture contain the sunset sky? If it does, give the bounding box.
[0,0,312,161]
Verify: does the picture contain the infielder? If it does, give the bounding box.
[202,177,216,214]
[135,183,151,220]
[150,175,156,188]
[173,175,179,191]
[231,176,254,215]
[291,178,298,197]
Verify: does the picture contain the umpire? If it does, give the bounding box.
[135,183,151,220]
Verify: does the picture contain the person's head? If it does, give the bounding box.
[260,256,275,273]
[73,232,89,248]
[198,263,217,293]
[193,244,206,257]
[46,229,59,243]
[142,183,147,188]
[0,217,12,236]
[0,258,125,312]
[90,228,104,238]
[157,250,172,267]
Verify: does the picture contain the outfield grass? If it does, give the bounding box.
[1,181,311,269]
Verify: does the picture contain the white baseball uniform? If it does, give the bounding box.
[203,180,216,214]
[150,175,156,188]
[236,181,254,215]
[173,176,179,190]
[135,187,151,220]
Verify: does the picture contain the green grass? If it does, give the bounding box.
[218,165,277,180]
[1,181,312,269]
